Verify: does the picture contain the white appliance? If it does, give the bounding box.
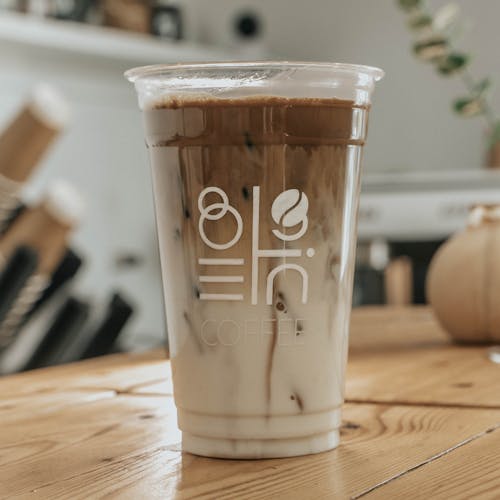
[359,170,500,242]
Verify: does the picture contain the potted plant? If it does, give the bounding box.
[397,0,500,168]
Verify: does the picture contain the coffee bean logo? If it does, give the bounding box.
[271,189,309,241]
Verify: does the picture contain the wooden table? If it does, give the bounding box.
[1,307,499,499]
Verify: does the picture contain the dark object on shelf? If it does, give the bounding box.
[49,0,95,22]
[0,246,38,330]
[23,296,90,370]
[114,251,143,269]
[151,4,182,40]
[27,247,83,319]
[0,246,38,350]
[0,202,25,237]
[12,0,29,13]
[102,0,151,33]
[390,239,445,304]
[234,11,261,39]
[81,291,134,359]
[353,266,384,306]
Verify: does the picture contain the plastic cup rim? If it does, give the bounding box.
[124,61,385,84]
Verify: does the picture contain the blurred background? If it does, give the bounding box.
[1,0,500,372]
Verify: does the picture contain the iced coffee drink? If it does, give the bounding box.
[127,63,383,458]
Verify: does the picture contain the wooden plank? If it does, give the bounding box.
[0,388,115,424]
[349,306,448,351]
[365,426,500,499]
[0,394,180,499]
[1,307,499,498]
[0,348,168,398]
[1,393,499,499]
[347,306,500,408]
[128,378,172,396]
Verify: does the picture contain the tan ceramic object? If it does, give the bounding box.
[427,205,500,343]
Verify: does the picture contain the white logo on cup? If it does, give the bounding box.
[197,186,315,304]
[271,189,309,241]
[198,187,243,250]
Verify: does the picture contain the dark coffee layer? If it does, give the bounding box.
[145,96,368,147]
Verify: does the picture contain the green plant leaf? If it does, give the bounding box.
[413,37,448,61]
[408,13,433,30]
[398,0,422,11]
[433,3,461,33]
[453,96,484,117]
[436,53,469,75]
[474,78,491,96]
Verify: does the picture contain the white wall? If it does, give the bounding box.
[202,0,500,172]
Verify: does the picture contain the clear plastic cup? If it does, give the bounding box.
[126,62,383,459]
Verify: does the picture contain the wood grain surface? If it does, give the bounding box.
[347,307,500,408]
[0,307,499,499]
[0,348,169,398]
[366,425,500,500]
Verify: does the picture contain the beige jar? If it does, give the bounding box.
[427,205,500,343]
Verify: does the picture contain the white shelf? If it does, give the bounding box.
[362,168,500,193]
[359,169,500,240]
[0,10,243,63]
